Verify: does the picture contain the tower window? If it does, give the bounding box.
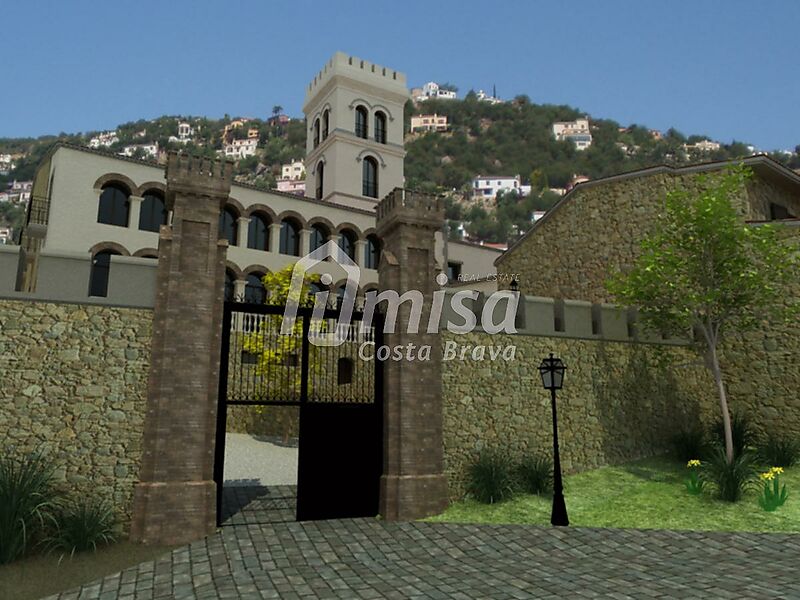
[315,161,324,200]
[322,110,329,140]
[313,118,320,148]
[362,156,378,198]
[355,106,368,139]
[374,111,387,144]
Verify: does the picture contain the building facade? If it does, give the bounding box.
[471,175,531,201]
[552,117,592,150]
[410,114,449,133]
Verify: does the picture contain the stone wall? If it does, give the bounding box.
[498,169,799,303]
[0,299,152,531]
[492,167,800,477]
[441,330,718,499]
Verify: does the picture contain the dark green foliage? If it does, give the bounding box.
[517,456,553,495]
[758,435,800,468]
[711,412,757,459]
[702,447,757,502]
[671,426,709,462]
[0,450,59,564]
[43,500,117,557]
[467,451,516,504]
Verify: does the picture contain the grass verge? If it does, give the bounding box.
[427,456,800,533]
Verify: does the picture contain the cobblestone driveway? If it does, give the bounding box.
[47,520,800,599]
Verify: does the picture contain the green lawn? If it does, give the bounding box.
[427,457,800,533]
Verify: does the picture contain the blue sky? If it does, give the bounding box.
[4,1,799,150]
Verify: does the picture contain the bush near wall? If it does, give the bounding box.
[0,299,152,532]
[441,331,719,499]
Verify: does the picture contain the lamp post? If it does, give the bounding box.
[539,353,569,526]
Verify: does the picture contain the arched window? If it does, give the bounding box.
[365,235,381,269]
[97,184,130,227]
[339,229,357,261]
[322,110,329,140]
[313,118,320,148]
[244,272,266,304]
[310,223,329,251]
[315,161,324,200]
[219,207,238,246]
[224,269,237,302]
[88,250,119,297]
[247,213,269,251]
[138,191,167,232]
[374,111,387,144]
[355,106,368,139]
[362,157,378,198]
[279,219,300,256]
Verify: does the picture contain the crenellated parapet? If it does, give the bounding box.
[165,151,234,210]
[376,187,444,236]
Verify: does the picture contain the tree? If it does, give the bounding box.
[607,166,799,464]
[271,105,283,118]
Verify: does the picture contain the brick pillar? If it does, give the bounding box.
[376,188,448,520]
[130,152,233,545]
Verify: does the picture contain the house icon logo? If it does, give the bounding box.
[281,240,360,347]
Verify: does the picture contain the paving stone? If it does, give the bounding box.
[41,516,800,600]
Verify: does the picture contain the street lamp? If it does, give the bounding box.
[539,353,569,526]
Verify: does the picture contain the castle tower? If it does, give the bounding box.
[303,52,408,211]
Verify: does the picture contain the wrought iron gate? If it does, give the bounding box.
[214,300,384,524]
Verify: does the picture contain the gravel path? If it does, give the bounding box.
[223,433,298,486]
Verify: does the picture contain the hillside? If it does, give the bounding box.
[1,97,798,244]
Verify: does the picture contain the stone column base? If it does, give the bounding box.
[379,474,448,521]
[130,480,217,545]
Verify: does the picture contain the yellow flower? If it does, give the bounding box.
[771,467,784,475]
[760,471,776,481]
[687,459,701,468]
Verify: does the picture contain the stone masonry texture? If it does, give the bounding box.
[495,168,800,462]
[130,154,233,545]
[441,331,718,499]
[0,298,152,530]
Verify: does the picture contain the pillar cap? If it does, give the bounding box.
[376,188,444,235]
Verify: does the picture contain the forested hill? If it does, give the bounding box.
[404,94,799,193]
[1,96,798,244]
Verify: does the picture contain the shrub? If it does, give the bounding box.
[758,435,800,468]
[758,467,789,512]
[517,456,553,495]
[702,447,757,502]
[671,426,708,462]
[711,412,757,458]
[43,499,117,557]
[467,451,516,504]
[685,459,705,495]
[0,450,60,564]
